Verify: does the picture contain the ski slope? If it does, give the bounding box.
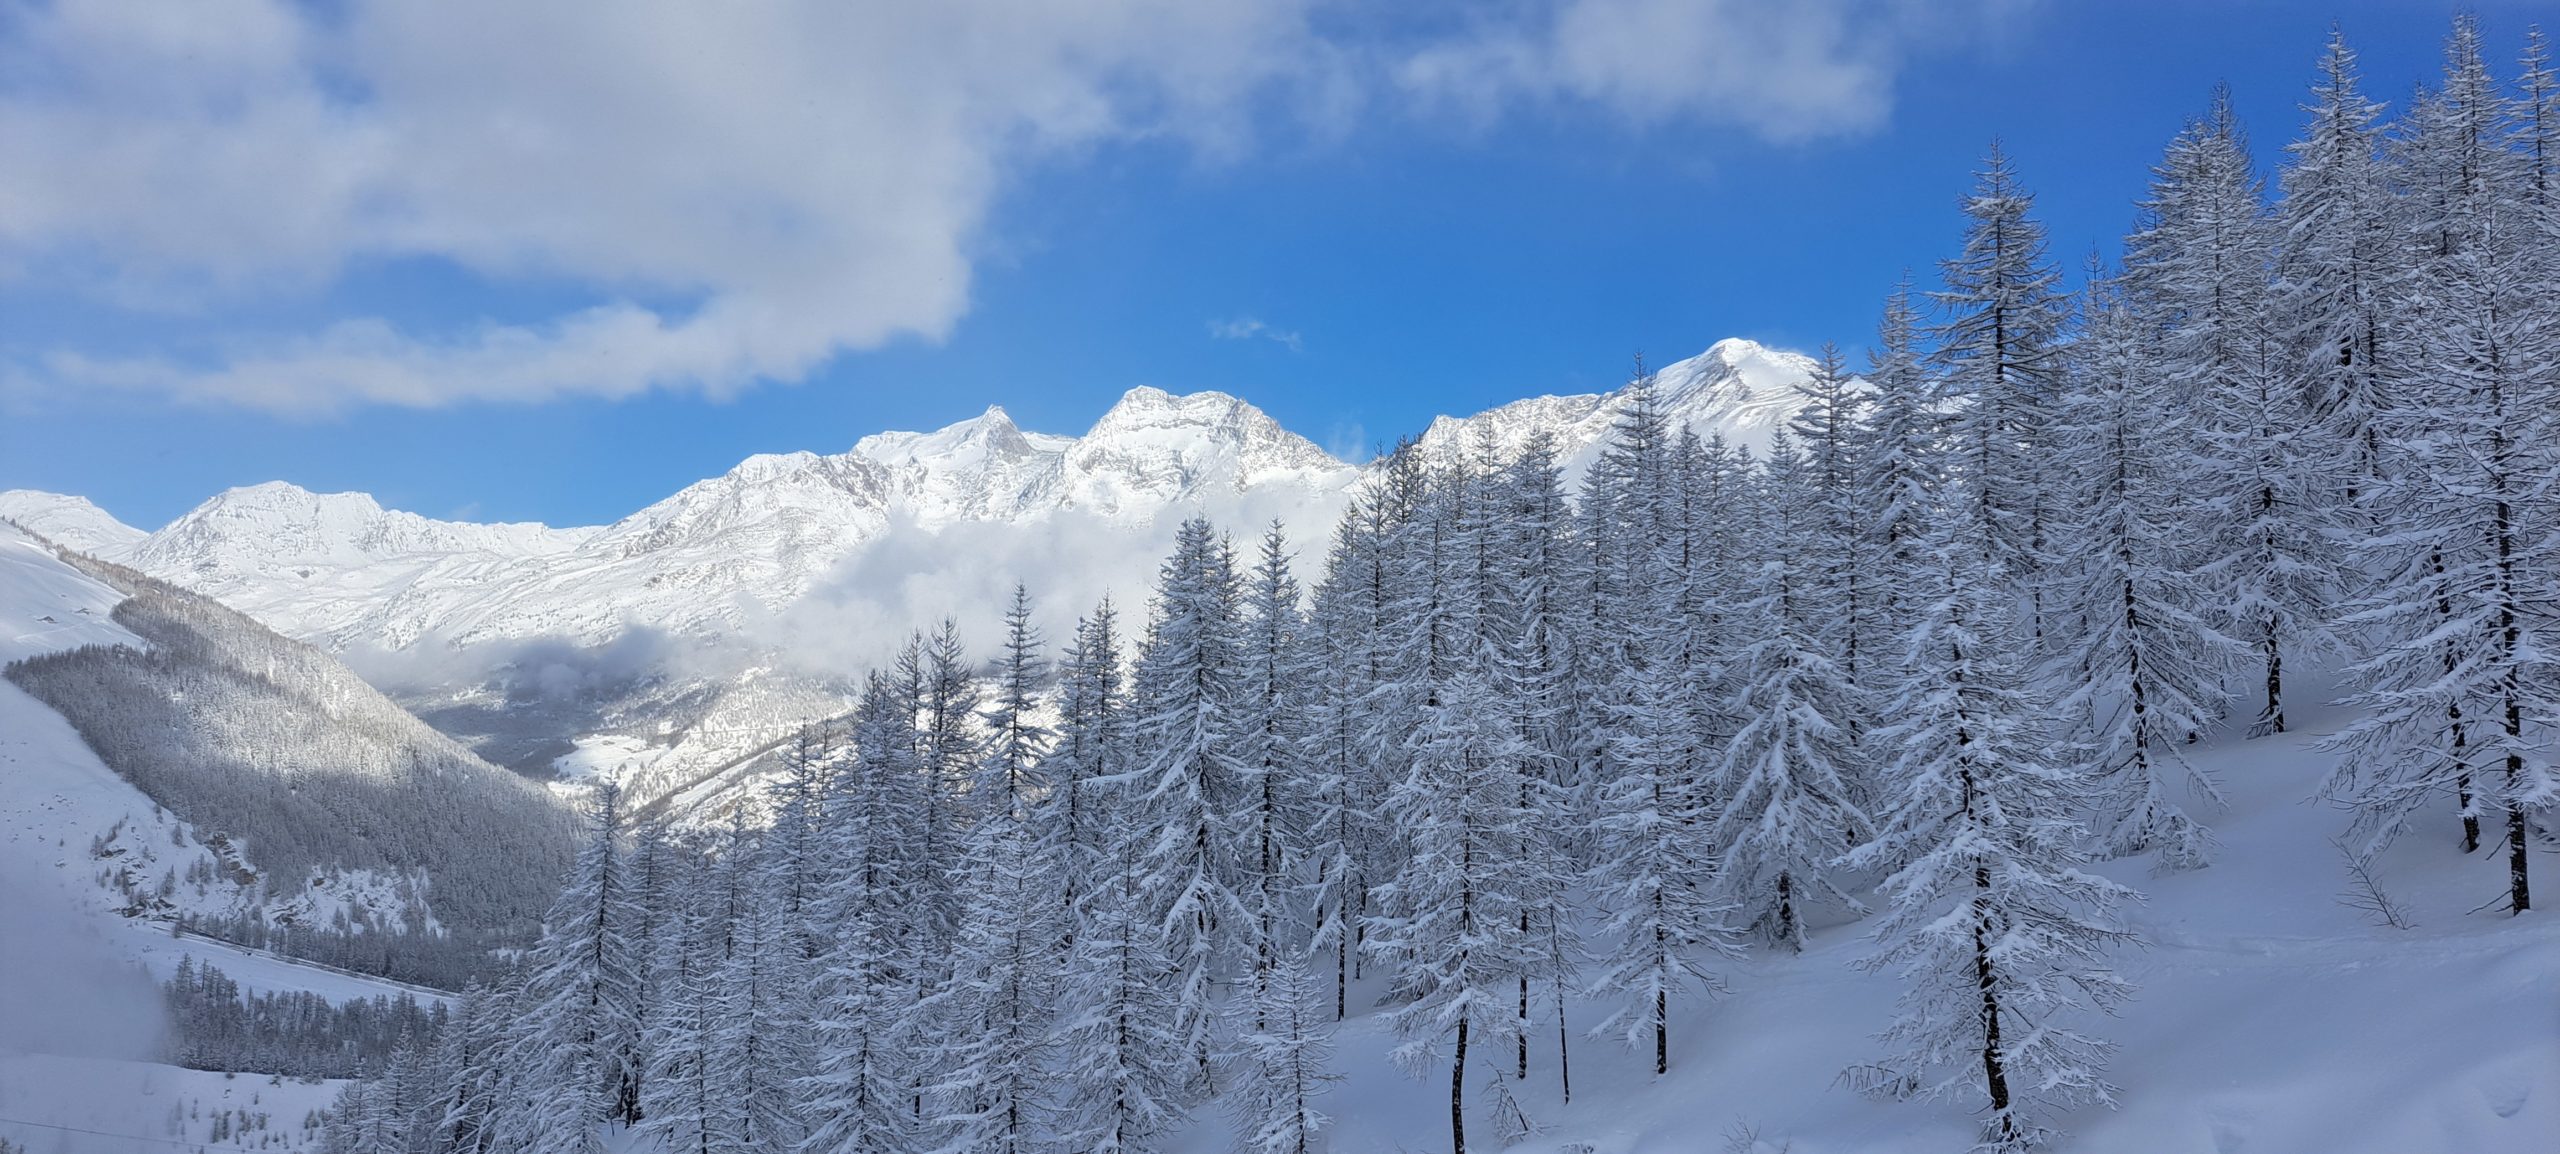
[1173,688,2557,1154]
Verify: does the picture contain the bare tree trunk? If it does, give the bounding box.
[2260,616,2284,736]
[1972,871,2016,1147]
[1450,1018,1469,1154]
[1554,977,1572,1105]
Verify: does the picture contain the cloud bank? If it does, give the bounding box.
[2,0,2020,412]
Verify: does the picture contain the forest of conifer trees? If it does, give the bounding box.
[317,18,2558,1154]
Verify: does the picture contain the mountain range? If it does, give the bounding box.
[0,337,1817,815]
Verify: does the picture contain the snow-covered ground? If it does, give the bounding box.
[1173,693,2557,1154]
[0,1052,343,1154]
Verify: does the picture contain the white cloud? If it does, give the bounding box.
[1395,0,1975,139]
[1209,316,1305,352]
[1,0,2018,412]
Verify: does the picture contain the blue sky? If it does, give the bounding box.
[0,1,2532,529]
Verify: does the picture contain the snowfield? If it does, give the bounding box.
[0,1052,344,1154]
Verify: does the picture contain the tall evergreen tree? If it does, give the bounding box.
[1844,503,2137,1152]
[637,840,724,1154]
[1051,600,1130,935]
[1227,946,1340,1154]
[799,675,923,1154]
[1586,639,1740,1077]
[498,780,643,1151]
[932,586,1064,1154]
[713,831,809,1154]
[2132,89,2333,736]
[1931,144,2069,640]
[2049,273,2238,869]
[1055,742,1191,1154]
[2277,28,2395,518]
[1302,513,1387,1021]
[1365,670,1536,1154]
[1716,434,1871,948]
[2327,17,2557,914]
[1859,278,1944,633]
[1236,526,1313,1010]
[1129,517,1251,1097]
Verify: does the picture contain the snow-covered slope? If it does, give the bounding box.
[0,488,148,560]
[1173,695,2557,1154]
[0,529,577,938]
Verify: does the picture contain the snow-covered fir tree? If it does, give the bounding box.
[1054,733,1193,1154]
[798,674,925,1154]
[1235,525,1313,1013]
[1858,278,1944,634]
[1930,144,2069,642]
[1365,668,1538,1154]
[1227,945,1341,1154]
[1300,510,1390,1022]
[1128,517,1252,1098]
[494,780,643,1151]
[636,836,724,1154]
[1716,432,1871,948]
[711,829,807,1154]
[1844,500,2137,1152]
[2325,18,2557,914]
[2130,88,2335,737]
[1586,626,1741,1077]
[931,585,1065,1154]
[1050,599,1130,934]
[2277,28,2396,519]
[2048,271,2238,869]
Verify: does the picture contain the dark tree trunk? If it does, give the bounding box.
[1972,869,2016,1147]
[1654,988,1668,1077]
[1450,1017,1469,1154]
[1555,980,1572,1105]
[1777,870,1797,951]
[2260,618,2284,736]
[1336,920,1349,1021]
[1517,967,1530,1080]
[2507,695,2532,915]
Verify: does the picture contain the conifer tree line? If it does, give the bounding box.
[322,18,2555,1154]
[162,956,449,1079]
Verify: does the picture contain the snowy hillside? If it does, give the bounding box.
[0,525,458,1154]
[1275,710,2559,1154]
[0,490,149,559]
[0,529,578,955]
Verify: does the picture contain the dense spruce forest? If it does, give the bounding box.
[320,18,2555,1154]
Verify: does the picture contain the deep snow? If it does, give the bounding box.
[1205,685,2557,1154]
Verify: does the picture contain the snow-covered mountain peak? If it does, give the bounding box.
[1414,340,1820,482]
[134,482,590,576]
[0,489,148,559]
[1084,386,1294,440]
[853,405,1052,473]
[1060,387,1350,517]
[74,336,1808,660]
